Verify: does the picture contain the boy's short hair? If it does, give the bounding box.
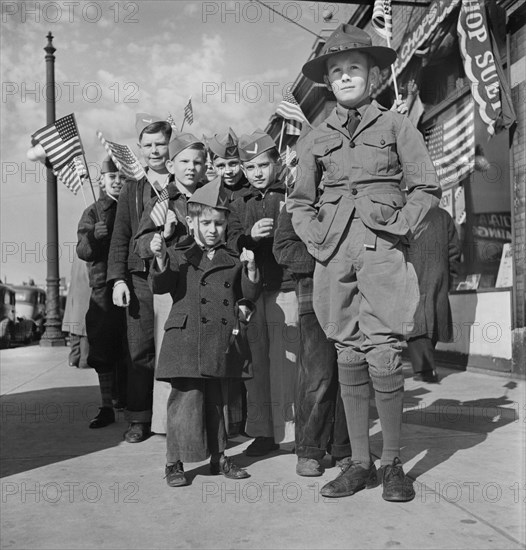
[187,202,229,218]
[139,121,172,143]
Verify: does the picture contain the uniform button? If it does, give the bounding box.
[224,282,231,288]
[351,188,357,195]
[201,298,207,304]
[201,317,208,324]
[221,318,228,325]
[380,139,385,145]
[201,280,207,286]
[349,141,355,148]
[223,299,229,306]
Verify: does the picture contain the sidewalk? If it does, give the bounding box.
[1,344,525,550]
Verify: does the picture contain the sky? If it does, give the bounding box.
[1,0,350,288]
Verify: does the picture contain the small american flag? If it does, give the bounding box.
[276,91,308,125]
[150,187,170,227]
[281,145,298,188]
[167,113,178,131]
[372,0,393,42]
[56,156,87,195]
[97,131,146,180]
[183,98,194,125]
[425,96,475,188]
[286,120,301,136]
[32,113,83,172]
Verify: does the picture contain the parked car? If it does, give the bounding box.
[0,283,16,348]
[11,285,47,340]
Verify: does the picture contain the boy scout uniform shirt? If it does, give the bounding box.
[287,100,442,263]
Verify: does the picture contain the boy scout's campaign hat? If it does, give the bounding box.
[168,132,204,160]
[208,128,239,159]
[188,175,229,211]
[101,155,118,174]
[238,130,277,162]
[135,113,165,137]
[302,24,397,83]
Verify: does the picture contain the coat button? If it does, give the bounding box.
[201,317,208,324]
[351,188,357,195]
[223,299,229,306]
[221,318,228,325]
[224,282,231,288]
[201,298,207,304]
[380,139,385,145]
[349,141,355,148]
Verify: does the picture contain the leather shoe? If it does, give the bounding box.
[89,407,115,429]
[413,370,439,383]
[331,456,353,469]
[165,462,188,487]
[210,456,250,479]
[296,457,323,477]
[378,457,415,502]
[245,437,279,456]
[123,422,151,443]
[320,460,378,498]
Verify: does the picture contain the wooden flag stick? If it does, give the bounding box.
[278,119,286,153]
[79,183,89,208]
[386,36,400,99]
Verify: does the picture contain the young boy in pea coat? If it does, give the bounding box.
[287,24,442,501]
[77,156,129,428]
[149,177,260,487]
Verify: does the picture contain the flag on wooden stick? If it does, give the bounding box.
[372,0,393,41]
[96,131,146,181]
[150,187,170,227]
[56,156,87,195]
[183,98,194,125]
[276,90,308,125]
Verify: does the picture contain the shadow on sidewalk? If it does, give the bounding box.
[1,385,128,478]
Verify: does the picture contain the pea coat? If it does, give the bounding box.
[150,237,261,381]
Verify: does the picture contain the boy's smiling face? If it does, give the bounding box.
[167,147,205,189]
[324,51,378,108]
[138,131,170,173]
[213,156,242,187]
[102,171,125,198]
[242,151,279,190]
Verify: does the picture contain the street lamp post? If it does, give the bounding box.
[40,32,65,347]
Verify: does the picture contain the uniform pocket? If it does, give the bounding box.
[164,313,187,331]
[312,135,343,181]
[313,193,342,244]
[360,132,398,175]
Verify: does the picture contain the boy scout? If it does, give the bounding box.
[288,24,441,501]
[107,113,172,443]
[77,156,128,428]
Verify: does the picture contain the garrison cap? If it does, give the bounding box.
[208,128,239,159]
[188,175,229,211]
[238,129,277,162]
[168,132,204,160]
[101,155,118,174]
[135,112,165,137]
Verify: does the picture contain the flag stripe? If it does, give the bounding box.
[97,131,146,181]
[372,0,393,41]
[150,188,170,227]
[276,90,308,124]
[56,156,86,195]
[184,99,194,125]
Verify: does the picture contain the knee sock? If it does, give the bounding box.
[340,382,371,468]
[375,388,404,466]
[98,372,114,408]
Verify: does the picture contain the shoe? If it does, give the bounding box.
[210,456,250,479]
[331,456,353,469]
[413,370,439,383]
[245,437,279,457]
[378,457,415,502]
[320,460,378,498]
[123,422,151,443]
[165,462,188,487]
[68,362,78,368]
[296,457,323,477]
[89,407,115,429]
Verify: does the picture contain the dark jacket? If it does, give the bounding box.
[288,100,442,263]
[77,196,118,289]
[150,238,261,381]
[133,180,192,260]
[407,208,461,342]
[227,182,294,292]
[107,174,160,282]
[224,174,252,203]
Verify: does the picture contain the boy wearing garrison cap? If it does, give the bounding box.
[228,130,299,456]
[208,128,251,202]
[77,156,130,429]
[107,113,172,443]
[149,177,260,486]
[287,24,441,501]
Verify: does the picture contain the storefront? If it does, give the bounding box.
[266,0,525,376]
